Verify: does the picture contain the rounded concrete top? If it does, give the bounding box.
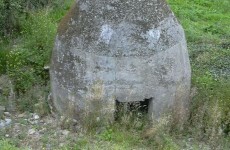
[57,0,184,57]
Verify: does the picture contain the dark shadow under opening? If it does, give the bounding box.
[114,98,152,121]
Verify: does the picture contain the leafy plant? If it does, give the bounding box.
[99,128,113,141]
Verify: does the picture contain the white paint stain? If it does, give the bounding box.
[147,29,161,41]
[99,24,114,44]
[141,28,161,47]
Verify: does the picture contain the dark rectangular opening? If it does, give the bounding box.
[114,98,152,121]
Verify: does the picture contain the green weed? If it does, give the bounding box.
[0,140,20,150]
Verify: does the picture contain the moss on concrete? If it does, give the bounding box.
[57,3,79,36]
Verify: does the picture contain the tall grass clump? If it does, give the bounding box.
[189,75,230,148]
[0,140,20,150]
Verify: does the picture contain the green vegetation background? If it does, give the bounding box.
[0,0,229,149]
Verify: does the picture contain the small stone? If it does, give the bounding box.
[44,66,50,70]
[40,119,44,123]
[4,118,12,126]
[33,114,40,120]
[59,143,64,147]
[0,120,5,128]
[4,112,11,117]
[61,130,70,136]
[28,129,36,135]
[0,118,12,128]
[5,134,10,138]
[18,113,25,118]
[72,119,77,123]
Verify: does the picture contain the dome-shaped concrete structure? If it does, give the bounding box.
[50,0,191,125]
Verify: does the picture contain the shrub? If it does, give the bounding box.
[22,10,56,64]
[6,10,56,94]
[7,48,36,94]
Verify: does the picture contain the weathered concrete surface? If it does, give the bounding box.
[50,0,191,124]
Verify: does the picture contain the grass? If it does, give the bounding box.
[0,0,229,149]
[0,140,21,150]
[167,0,230,44]
[167,0,230,147]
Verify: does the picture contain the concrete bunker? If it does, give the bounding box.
[50,0,191,125]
